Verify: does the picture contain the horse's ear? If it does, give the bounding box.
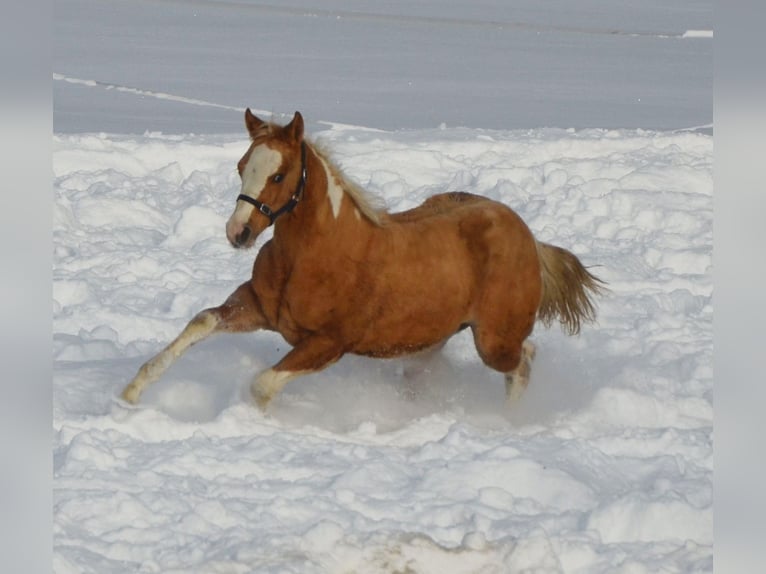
[286,111,304,142]
[244,108,266,139]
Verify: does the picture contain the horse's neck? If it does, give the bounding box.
[274,146,374,256]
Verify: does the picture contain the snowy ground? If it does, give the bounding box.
[53,124,712,573]
[53,1,713,572]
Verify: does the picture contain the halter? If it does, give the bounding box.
[236,141,308,226]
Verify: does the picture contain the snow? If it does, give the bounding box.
[54,125,712,572]
[53,1,713,572]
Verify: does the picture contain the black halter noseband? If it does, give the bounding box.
[236,141,308,226]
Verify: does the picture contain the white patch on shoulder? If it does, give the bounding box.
[317,155,344,219]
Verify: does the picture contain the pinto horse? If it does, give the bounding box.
[122,110,604,409]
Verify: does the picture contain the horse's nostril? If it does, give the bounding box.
[237,226,251,246]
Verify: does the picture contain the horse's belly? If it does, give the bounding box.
[352,317,463,358]
[351,275,473,358]
[353,338,449,359]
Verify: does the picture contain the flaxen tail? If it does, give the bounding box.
[536,241,606,335]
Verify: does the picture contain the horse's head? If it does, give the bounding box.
[226,109,306,248]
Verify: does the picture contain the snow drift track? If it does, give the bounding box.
[53,125,712,573]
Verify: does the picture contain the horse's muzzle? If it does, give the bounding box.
[233,225,251,248]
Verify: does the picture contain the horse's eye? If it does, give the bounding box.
[272,174,285,184]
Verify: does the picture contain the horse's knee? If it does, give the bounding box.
[191,309,219,330]
[474,332,524,373]
[485,348,522,373]
[217,283,268,332]
[473,325,538,375]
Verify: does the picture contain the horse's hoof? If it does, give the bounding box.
[250,382,272,411]
[120,384,140,405]
[505,373,529,403]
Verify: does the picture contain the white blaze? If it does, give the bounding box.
[226,144,283,240]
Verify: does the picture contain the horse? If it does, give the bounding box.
[121,110,604,410]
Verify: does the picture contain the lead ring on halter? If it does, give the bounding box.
[236,141,308,226]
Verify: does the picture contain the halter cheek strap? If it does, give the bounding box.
[236,141,308,227]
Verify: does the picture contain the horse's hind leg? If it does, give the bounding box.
[121,282,267,404]
[470,236,541,403]
[471,317,536,404]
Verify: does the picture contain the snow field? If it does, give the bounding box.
[53,124,712,572]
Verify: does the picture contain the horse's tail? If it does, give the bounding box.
[535,241,606,335]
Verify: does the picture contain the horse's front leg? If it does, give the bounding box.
[121,282,267,404]
[251,335,344,410]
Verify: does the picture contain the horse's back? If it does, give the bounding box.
[389,191,490,223]
[390,191,537,258]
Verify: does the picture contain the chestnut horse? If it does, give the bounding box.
[121,110,604,409]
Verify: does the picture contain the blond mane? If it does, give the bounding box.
[307,140,387,226]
